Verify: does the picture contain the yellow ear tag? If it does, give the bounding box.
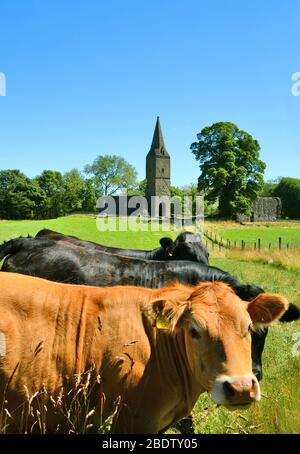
[156,313,170,330]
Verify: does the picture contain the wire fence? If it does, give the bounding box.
[204,231,294,251]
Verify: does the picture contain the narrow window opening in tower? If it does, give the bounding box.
[159,203,164,217]
[161,149,165,155]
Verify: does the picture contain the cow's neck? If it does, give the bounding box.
[108,309,204,433]
[145,328,204,430]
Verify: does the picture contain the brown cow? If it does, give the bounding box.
[0,272,288,434]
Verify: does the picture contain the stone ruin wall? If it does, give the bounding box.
[237,197,282,222]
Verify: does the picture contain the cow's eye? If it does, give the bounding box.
[190,327,201,339]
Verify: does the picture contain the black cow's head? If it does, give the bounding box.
[251,329,267,381]
[234,283,300,381]
[160,232,209,265]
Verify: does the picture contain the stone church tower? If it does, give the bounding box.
[146,117,171,199]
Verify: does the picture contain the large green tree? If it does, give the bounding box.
[84,155,138,196]
[191,122,266,217]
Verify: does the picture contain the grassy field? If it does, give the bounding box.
[206,220,300,249]
[0,215,176,249]
[0,215,299,433]
[192,258,300,434]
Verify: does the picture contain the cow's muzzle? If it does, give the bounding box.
[211,374,261,408]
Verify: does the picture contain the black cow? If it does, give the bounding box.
[35,229,210,264]
[1,236,299,382]
[0,236,257,293]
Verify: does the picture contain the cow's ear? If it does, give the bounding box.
[279,303,300,323]
[159,238,175,256]
[152,299,189,332]
[248,293,289,326]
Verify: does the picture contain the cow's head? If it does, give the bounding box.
[153,282,289,409]
[236,283,300,382]
[160,232,209,265]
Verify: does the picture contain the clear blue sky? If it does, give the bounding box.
[0,0,299,186]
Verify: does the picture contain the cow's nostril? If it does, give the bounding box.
[223,381,235,397]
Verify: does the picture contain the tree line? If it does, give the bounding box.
[1,121,298,220]
[0,169,96,220]
[0,155,139,220]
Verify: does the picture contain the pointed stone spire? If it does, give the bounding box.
[148,116,169,156]
[146,117,171,198]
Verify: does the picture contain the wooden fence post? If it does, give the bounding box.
[279,237,282,250]
[258,239,261,251]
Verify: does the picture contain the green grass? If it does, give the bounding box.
[0,215,177,250]
[0,215,299,433]
[206,220,300,249]
[192,257,300,434]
